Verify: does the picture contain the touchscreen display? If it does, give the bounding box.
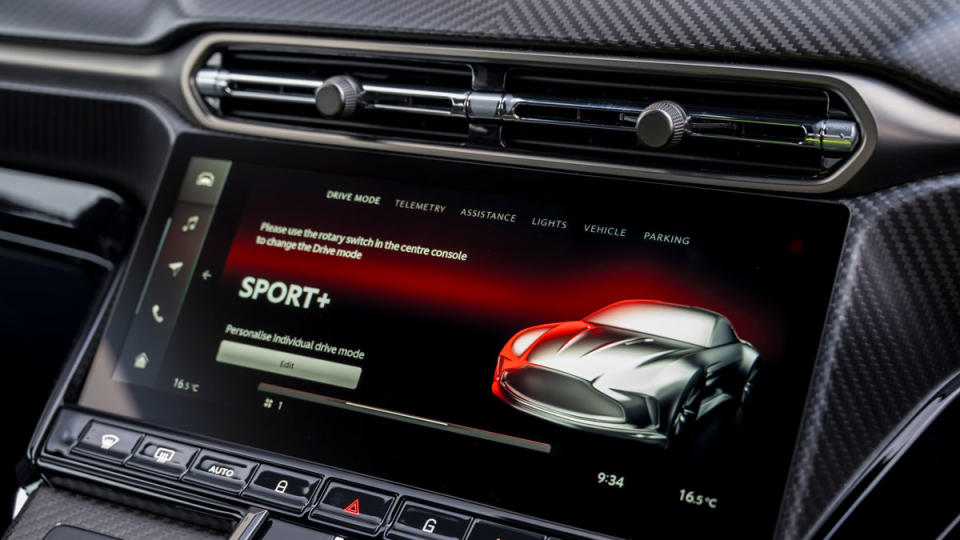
[79,148,848,538]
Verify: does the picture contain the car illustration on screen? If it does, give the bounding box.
[492,300,759,445]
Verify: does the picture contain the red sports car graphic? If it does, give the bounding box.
[493,300,759,445]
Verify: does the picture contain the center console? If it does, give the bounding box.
[30,134,848,539]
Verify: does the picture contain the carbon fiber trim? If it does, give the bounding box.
[1,0,959,103]
[777,175,960,539]
[2,486,225,540]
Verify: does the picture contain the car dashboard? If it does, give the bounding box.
[1,2,959,539]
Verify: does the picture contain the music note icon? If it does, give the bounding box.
[181,215,199,232]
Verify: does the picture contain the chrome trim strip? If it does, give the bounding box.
[503,94,647,116]
[365,103,458,116]
[229,508,269,540]
[215,71,321,90]
[225,89,315,105]
[361,82,467,101]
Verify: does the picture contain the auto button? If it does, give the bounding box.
[126,437,198,477]
[184,451,257,493]
[387,502,472,540]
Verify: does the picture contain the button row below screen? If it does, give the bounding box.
[70,421,551,540]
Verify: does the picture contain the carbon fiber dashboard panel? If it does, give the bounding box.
[778,175,960,539]
[0,1,960,104]
[0,82,181,207]
[1,486,225,540]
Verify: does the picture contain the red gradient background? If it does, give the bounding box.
[221,217,783,356]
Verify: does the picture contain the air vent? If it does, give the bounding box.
[195,48,473,143]
[187,37,869,191]
[500,68,858,179]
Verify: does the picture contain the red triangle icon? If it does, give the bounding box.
[343,498,360,515]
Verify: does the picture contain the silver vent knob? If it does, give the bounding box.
[315,75,362,118]
[635,100,686,149]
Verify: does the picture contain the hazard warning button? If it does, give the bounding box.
[311,482,396,532]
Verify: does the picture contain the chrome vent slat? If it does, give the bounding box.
[360,83,468,102]
[224,89,316,105]
[507,136,821,173]
[224,72,321,89]
[364,103,460,117]
[228,109,467,141]
[505,115,637,133]
[503,95,649,116]
[687,132,814,148]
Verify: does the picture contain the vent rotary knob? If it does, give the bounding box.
[315,75,362,118]
[635,101,686,149]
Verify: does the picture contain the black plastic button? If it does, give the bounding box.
[311,482,395,532]
[126,437,198,477]
[73,422,141,463]
[243,466,320,512]
[183,451,257,493]
[467,521,545,540]
[387,503,472,540]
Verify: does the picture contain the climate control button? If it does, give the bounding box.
[126,437,198,477]
[73,422,142,463]
[183,451,257,493]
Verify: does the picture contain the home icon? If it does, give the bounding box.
[134,352,149,369]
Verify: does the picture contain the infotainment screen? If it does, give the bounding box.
[78,137,848,538]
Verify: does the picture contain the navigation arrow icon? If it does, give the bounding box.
[201,269,212,281]
[168,261,184,277]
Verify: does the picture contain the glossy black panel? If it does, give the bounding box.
[0,168,133,260]
[829,372,960,538]
[0,239,106,525]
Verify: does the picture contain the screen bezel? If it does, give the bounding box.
[71,133,850,538]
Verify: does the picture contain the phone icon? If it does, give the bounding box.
[151,304,164,324]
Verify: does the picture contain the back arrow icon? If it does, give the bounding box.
[201,270,212,280]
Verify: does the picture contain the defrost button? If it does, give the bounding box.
[73,422,141,463]
[126,437,198,477]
